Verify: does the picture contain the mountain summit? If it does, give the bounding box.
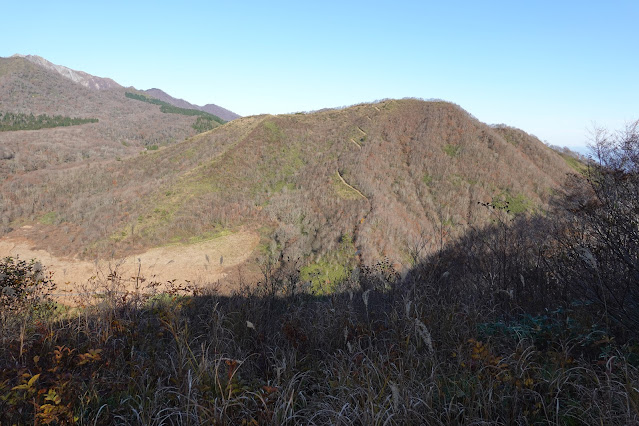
[11,54,121,90]
[6,55,240,120]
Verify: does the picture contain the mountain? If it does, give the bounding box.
[144,88,240,121]
[0,55,228,178]
[12,54,122,90]
[10,56,241,125]
[0,97,579,291]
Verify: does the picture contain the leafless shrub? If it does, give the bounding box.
[548,120,639,336]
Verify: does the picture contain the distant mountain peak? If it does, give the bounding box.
[12,54,121,91]
[6,54,239,120]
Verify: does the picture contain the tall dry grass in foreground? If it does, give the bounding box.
[1,256,638,425]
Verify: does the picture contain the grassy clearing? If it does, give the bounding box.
[165,228,233,245]
[491,191,533,215]
[122,167,226,244]
[300,234,356,294]
[253,142,305,195]
[300,260,349,294]
[263,120,283,142]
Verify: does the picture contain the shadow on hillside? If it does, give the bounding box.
[5,119,639,424]
[5,198,639,425]
[129,207,569,360]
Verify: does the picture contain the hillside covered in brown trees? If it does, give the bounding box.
[5,55,639,426]
[0,55,234,178]
[1,77,578,290]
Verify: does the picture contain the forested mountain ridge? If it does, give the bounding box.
[0,55,234,177]
[11,54,122,90]
[144,88,241,122]
[0,97,577,289]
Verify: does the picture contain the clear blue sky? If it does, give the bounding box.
[2,0,637,149]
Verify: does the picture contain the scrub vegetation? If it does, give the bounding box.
[3,54,637,424]
[0,98,575,267]
[2,121,638,425]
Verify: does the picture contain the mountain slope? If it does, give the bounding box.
[0,56,223,177]
[13,54,121,90]
[0,99,577,287]
[144,88,241,121]
[143,99,572,268]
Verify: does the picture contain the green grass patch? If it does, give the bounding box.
[166,229,232,246]
[560,154,588,175]
[443,144,462,157]
[144,293,191,311]
[124,157,241,245]
[300,261,349,295]
[502,133,517,145]
[300,234,356,295]
[263,120,284,143]
[38,211,58,225]
[273,181,296,192]
[492,192,533,215]
[252,141,305,195]
[276,144,304,175]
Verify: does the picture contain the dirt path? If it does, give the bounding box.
[0,229,259,302]
[349,138,362,149]
[336,170,368,200]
